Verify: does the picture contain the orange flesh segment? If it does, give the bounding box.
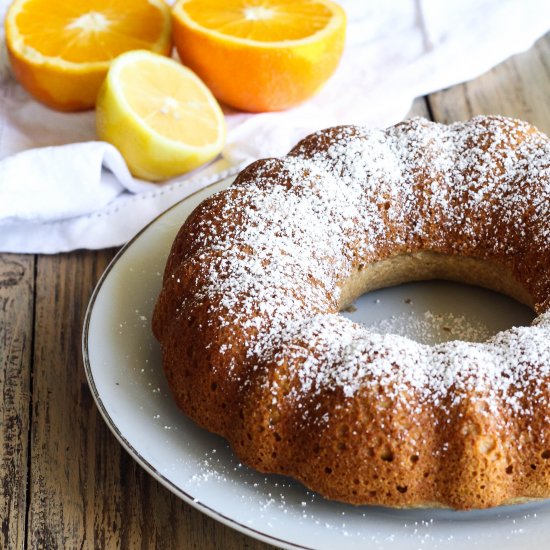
[118,61,219,147]
[14,0,167,62]
[183,0,333,42]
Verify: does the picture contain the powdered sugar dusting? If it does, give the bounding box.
[164,116,550,425]
[268,312,550,415]
[366,310,493,345]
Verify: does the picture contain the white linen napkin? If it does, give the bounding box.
[1,0,549,253]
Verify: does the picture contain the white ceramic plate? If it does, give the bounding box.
[83,176,550,550]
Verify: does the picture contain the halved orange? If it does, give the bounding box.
[171,0,346,112]
[5,0,172,111]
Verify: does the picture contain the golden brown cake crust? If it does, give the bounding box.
[152,116,550,510]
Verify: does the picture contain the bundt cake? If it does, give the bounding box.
[152,116,550,510]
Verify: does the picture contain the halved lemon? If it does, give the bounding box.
[5,0,172,111]
[171,0,347,112]
[96,50,226,181]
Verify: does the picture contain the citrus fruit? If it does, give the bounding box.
[96,50,226,181]
[171,0,346,112]
[5,0,172,111]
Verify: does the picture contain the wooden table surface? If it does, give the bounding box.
[1,33,550,550]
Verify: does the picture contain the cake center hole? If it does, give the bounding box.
[341,280,535,345]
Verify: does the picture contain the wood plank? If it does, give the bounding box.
[26,250,116,548]
[428,33,550,129]
[407,96,431,119]
[26,249,274,549]
[0,254,34,550]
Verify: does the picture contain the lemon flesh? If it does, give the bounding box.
[96,50,226,181]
